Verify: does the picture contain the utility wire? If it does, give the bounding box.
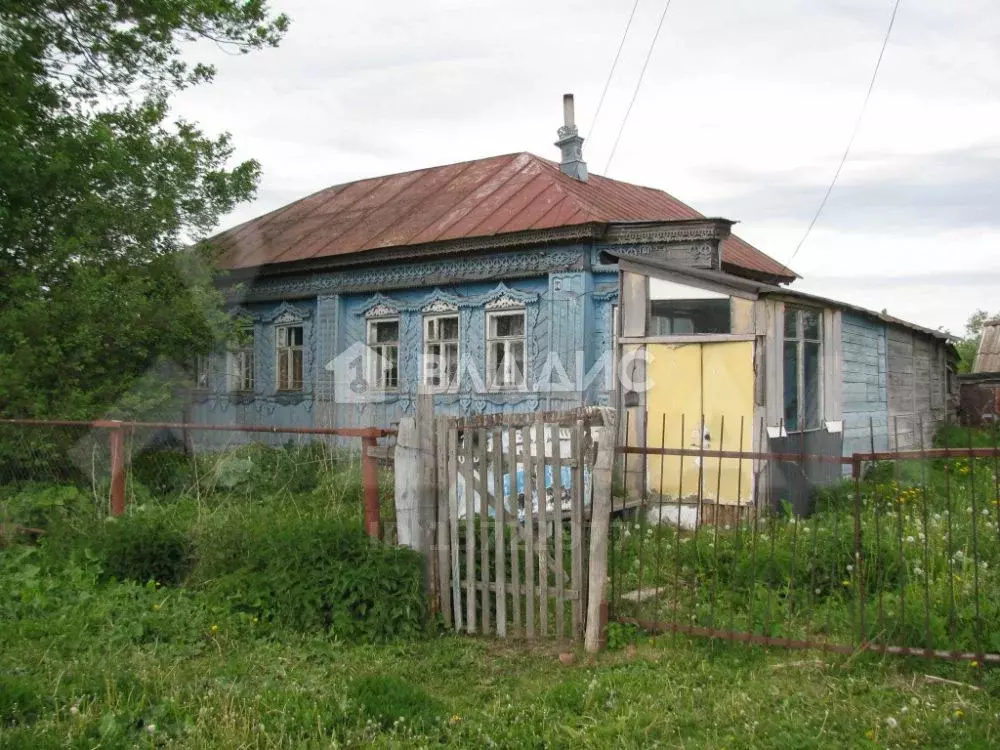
[786,0,903,266]
[588,0,642,141]
[604,0,674,175]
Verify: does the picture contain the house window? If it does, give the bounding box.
[276,325,304,391]
[227,326,255,392]
[424,314,459,389]
[783,306,822,431]
[366,317,399,390]
[487,309,526,389]
[649,277,731,335]
[193,355,211,391]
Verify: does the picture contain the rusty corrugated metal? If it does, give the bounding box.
[211,152,796,281]
[974,321,1000,374]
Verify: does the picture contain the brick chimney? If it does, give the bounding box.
[555,93,588,182]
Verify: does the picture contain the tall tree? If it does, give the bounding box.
[0,1,288,419]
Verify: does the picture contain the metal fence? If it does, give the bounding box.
[609,413,1000,664]
[0,419,396,540]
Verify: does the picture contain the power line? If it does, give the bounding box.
[604,0,674,175]
[786,0,903,266]
[588,0,642,141]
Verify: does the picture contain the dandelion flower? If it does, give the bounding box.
[865,729,875,740]
[906,536,915,543]
[847,564,854,573]
[885,717,898,729]
[147,724,156,734]
[954,709,964,719]
[449,715,462,725]
[970,660,979,668]
[211,624,219,633]
[70,706,79,716]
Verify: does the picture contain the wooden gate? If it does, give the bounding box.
[434,409,602,639]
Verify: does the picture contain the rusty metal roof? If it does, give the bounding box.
[211,152,796,282]
[974,321,1000,374]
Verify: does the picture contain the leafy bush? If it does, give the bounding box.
[195,511,427,640]
[98,514,195,585]
[1,483,92,529]
[349,675,445,731]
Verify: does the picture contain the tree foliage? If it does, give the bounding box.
[955,309,993,374]
[0,1,288,419]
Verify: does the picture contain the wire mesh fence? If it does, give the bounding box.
[609,412,1000,663]
[0,419,397,541]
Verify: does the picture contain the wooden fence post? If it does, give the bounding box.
[108,421,126,517]
[362,435,381,539]
[585,408,617,652]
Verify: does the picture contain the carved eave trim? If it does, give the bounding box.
[604,219,733,245]
[261,301,311,324]
[232,247,586,304]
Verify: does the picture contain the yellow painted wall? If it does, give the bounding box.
[644,341,755,505]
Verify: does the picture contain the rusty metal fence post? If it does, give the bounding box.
[107,421,126,517]
[362,435,381,539]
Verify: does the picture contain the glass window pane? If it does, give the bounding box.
[290,327,303,347]
[278,350,288,389]
[278,328,287,347]
[512,341,524,383]
[441,316,459,340]
[784,308,799,339]
[783,341,799,431]
[804,341,821,428]
[292,350,303,389]
[803,310,821,341]
[375,320,398,343]
[649,299,729,335]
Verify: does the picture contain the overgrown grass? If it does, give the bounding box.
[612,428,1000,657]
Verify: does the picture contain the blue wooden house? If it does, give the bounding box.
[194,95,956,500]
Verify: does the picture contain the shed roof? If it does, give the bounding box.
[210,152,796,282]
[602,249,955,347]
[973,321,1000,373]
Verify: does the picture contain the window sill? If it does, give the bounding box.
[228,391,256,405]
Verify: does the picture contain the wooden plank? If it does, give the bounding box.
[448,426,462,632]
[436,417,451,629]
[551,423,565,638]
[570,420,584,639]
[493,426,507,638]
[462,429,475,634]
[535,417,549,637]
[478,427,490,635]
[586,408,617,653]
[508,425,521,636]
[522,425,536,639]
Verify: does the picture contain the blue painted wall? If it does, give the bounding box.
[841,311,889,454]
[191,258,619,434]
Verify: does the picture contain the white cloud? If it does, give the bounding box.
[172,0,1000,334]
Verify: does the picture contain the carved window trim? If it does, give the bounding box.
[365,315,400,392]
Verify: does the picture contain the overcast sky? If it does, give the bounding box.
[173,0,1000,335]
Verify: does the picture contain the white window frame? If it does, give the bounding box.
[227,325,255,393]
[783,305,823,432]
[275,324,304,392]
[366,316,400,392]
[193,354,212,391]
[423,313,460,391]
[486,308,527,390]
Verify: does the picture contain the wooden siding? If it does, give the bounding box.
[886,325,948,449]
[841,312,889,454]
